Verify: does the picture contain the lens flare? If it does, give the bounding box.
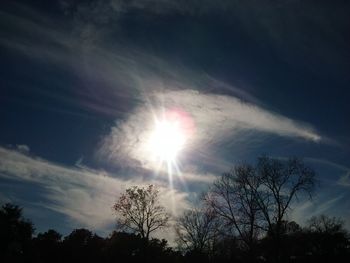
[146,108,194,169]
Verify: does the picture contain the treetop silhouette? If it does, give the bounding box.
[113,184,170,240]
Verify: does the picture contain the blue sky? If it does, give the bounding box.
[1,0,350,242]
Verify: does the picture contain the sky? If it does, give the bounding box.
[1,0,350,243]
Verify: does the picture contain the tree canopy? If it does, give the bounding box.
[113,185,170,240]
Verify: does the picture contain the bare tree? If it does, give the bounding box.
[252,157,315,262]
[113,185,170,240]
[308,215,345,234]
[306,215,349,260]
[175,206,219,254]
[206,157,315,261]
[255,157,315,238]
[205,164,262,255]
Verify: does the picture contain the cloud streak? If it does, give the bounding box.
[99,88,321,174]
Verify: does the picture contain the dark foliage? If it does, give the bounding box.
[32,229,62,263]
[2,202,348,263]
[0,203,34,262]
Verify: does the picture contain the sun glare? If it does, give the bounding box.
[149,119,186,163]
[145,108,194,178]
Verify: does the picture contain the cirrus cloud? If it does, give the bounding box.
[99,88,321,173]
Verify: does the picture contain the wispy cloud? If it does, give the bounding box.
[15,144,30,153]
[290,195,345,226]
[60,0,349,82]
[338,172,350,187]
[99,88,321,173]
[290,158,350,228]
[305,157,350,187]
[291,189,350,231]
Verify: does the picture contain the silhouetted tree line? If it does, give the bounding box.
[0,203,181,263]
[1,157,349,263]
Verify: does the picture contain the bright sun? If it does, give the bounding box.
[148,119,186,163]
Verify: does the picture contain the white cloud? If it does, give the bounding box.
[338,172,350,187]
[99,89,321,173]
[305,157,350,187]
[0,147,190,240]
[16,144,30,153]
[289,158,350,229]
[290,194,347,227]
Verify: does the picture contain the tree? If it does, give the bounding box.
[308,215,346,234]
[175,206,218,255]
[33,229,62,263]
[63,228,93,247]
[105,231,180,263]
[304,215,350,261]
[256,157,314,231]
[36,229,62,243]
[254,157,315,262]
[205,164,262,259]
[62,228,104,263]
[205,157,315,262]
[113,185,170,240]
[0,203,34,261]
